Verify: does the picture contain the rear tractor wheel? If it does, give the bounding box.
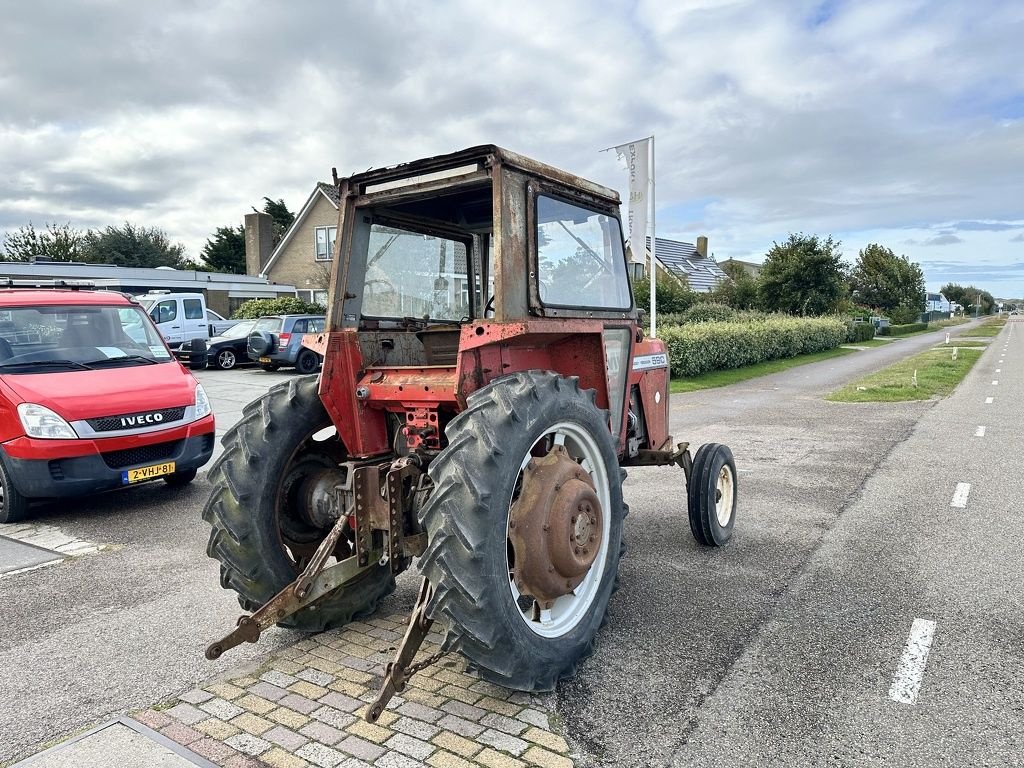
[687,443,737,547]
[202,375,395,630]
[419,371,625,691]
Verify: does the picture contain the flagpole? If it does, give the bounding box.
[649,136,656,339]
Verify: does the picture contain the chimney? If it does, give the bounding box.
[695,236,709,259]
[244,212,275,276]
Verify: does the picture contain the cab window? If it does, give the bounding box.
[153,300,177,324]
[535,196,631,310]
[184,299,204,319]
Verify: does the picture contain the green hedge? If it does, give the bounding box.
[845,321,876,343]
[880,322,928,337]
[659,317,848,378]
[232,296,326,319]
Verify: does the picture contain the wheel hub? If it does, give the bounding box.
[508,445,604,607]
[297,468,345,529]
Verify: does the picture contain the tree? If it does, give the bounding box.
[262,197,295,247]
[758,233,847,315]
[201,225,246,274]
[941,282,996,316]
[710,261,761,310]
[849,244,924,319]
[1,222,86,262]
[81,223,188,268]
[631,274,698,315]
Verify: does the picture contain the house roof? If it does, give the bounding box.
[260,182,340,277]
[645,237,728,293]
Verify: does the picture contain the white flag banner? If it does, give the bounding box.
[614,138,650,262]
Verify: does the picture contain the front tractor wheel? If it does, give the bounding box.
[687,443,737,547]
[419,371,625,691]
[202,375,395,631]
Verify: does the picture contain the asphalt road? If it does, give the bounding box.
[559,319,1024,766]
[1,321,1013,766]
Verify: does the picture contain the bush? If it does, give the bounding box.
[677,303,737,324]
[658,317,848,378]
[232,296,326,319]
[888,305,922,325]
[845,321,876,343]
[882,322,928,337]
[632,276,699,315]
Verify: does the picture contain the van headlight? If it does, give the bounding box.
[194,384,212,420]
[18,403,78,439]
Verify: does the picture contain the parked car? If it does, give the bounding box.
[0,289,216,523]
[134,291,238,344]
[247,314,325,374]
[206,319,257,370]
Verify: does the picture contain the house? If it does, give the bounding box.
[637,236,728,292]
[719,258,763,279]
[925,292,951,313]
[0,260,296,317]
[248,182,340,305]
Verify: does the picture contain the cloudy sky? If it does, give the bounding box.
[2,0,1022,295]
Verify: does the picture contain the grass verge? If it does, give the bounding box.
[933,318,971,327]
[967,319,1007,337]
[844,338,896,347]
[671,346,856,393]
[826,346,982,402]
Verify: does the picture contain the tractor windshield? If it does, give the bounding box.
[362,224,470,321]
[536,196,631,310]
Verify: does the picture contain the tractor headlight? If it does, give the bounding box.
[194,384,212,420]
[18,403,78,440]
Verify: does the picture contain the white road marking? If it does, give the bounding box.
[951,482,971,508]
[975,426,986,437]
[889,619,937,705]
[1,559,65,579]
[986,397,994,404]
[996,369,1001,373]
[992,380,999,386]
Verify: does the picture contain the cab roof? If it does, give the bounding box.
[344,144,621,206]
[0,289,132,307]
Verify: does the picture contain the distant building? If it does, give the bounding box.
[249,182,340,306]
[719,258,763,279]
[925,292,951,313]
[635,235,728,293]
[0,261,296,318]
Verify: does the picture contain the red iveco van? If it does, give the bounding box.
[0,288,216,523]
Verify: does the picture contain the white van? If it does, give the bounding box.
[134,292,236,345]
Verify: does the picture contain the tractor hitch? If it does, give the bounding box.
[206,503,382,660]
[367,577,446,722]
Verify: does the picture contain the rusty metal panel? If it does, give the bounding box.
[632,337,671,451]
[318,331,390,458]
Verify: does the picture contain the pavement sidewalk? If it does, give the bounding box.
[16,611,577,768]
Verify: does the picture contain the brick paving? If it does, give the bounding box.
[135,612,576,768]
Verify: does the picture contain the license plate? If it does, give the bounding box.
[259,356,272,363]
[121,461,175,485]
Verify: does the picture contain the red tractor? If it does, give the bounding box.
[203,146,737,720]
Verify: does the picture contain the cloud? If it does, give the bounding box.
[1011,233,1024,242]
[0,0,1022,296]
[953,220,1022,231]
[922,234,964,246]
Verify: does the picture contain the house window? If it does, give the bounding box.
[297,289,329,307]
[315,226,337,261]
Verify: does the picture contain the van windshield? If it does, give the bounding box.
[0,305,172,373]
